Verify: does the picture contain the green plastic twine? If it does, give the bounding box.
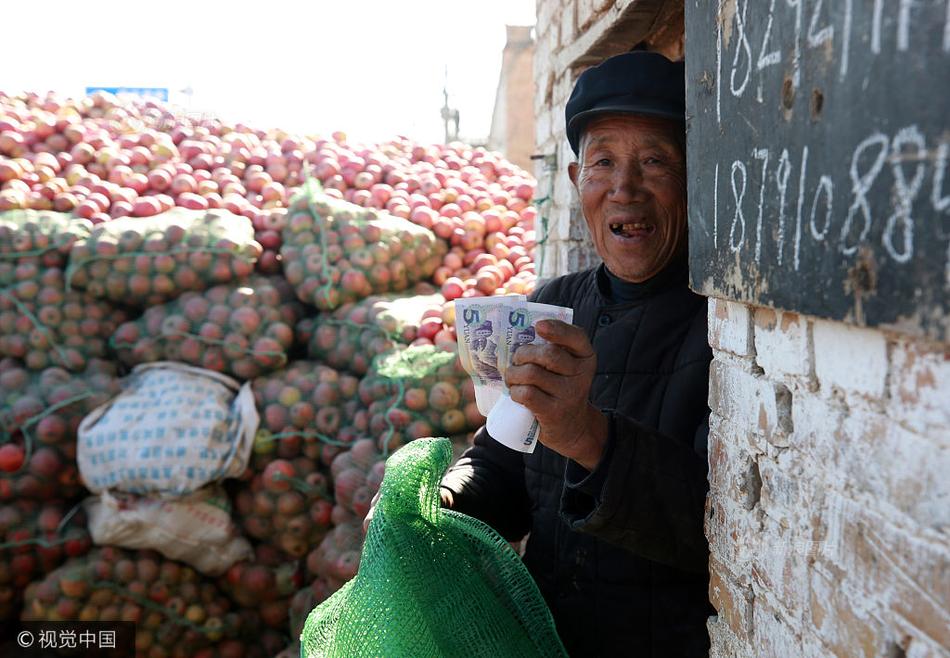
[0,233,75,260]
[531,192,552,280]
[0,286,74,367]
[84,578,240,638]
[64,245,256,292]
[0,392,93,477]
[110,329,287,366]
[264,464,335,501]
[290,178,338,308]
[0,499,86,551]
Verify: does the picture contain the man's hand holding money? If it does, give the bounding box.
[505,319,608,471]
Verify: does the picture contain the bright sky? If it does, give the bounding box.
[1,0,537,144]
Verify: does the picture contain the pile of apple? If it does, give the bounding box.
[250,362,364,470]
[111,275,303,380]
[251,207,288,274]
[67,208,261,307]
[0,358,119,502]
[356,344,483,453]
[218,544,303,631]
[22,546,282,658]
[280,187,446,311]
[0,210,91,283]
[230,456,333,561]
[0,500,92,622]
[295,285,449,376]
[329,438,385,524]
[302,518,363,600]
[0,266,128,372]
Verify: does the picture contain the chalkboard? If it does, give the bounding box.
[685,0,950,341]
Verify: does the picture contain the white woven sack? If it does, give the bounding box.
[77,361,258,496]
[84,487,253,575]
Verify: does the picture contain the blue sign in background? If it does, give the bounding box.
[85,87,168,101]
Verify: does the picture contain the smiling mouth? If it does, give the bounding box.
[609,222,655,238]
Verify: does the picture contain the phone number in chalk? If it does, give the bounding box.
[706,125,950,271]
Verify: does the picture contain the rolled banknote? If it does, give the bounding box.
[454,295,525,415]
[487,301,574,453]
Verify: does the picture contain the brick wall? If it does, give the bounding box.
[488,26,536,172]
[707,299,950,657]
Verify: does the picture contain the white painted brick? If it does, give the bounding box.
[828,493,950,651]
[808,566,887,658]
[709,557,754,644]
[705,494,762,573]
[708,414,761,511]
[750,600,815,658]
[576,0,597,31]
[707,615,751,658]
[837,412,950,530]
[888,338,950,439]
[709,359,793,448]
[709,298,755,357]
[753,307,813,380]
[788,392,847,465]
[812,319,888,399]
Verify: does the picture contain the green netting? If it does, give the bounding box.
[357,344,483,453]
[0,210,91,286]
[21,546,273,652]
[296,285,443,376]
[0,268,129,372]
[110,274,305,380]
[251,361,365,469]
[0,358,120,501]
[300,437,567,658]
[65,207,261,307]
[281,180,446,311]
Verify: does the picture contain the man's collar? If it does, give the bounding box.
[596,255,689,305]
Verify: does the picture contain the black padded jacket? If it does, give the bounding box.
[441,259,713,657]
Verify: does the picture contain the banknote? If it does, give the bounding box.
[454,295,524,415]
[500,301,574,378]
[488,300,574,453]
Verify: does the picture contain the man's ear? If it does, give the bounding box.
[568,161,579,188]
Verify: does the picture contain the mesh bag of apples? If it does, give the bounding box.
[0,357,120,503]
[0,500,92,624]
[0,265,128,372]
[0,209,91,281]
[66,208,262,307]
[295,286,445,376]
[111,275,304,380]
[250,361,365,471]
[22,546,286,658]
[356,344,484,454]
[230,455,334,561]
[281,182,446,311]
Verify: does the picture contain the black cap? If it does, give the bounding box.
[565,51,685,156]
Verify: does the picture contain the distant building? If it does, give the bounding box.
[487,25,536,173]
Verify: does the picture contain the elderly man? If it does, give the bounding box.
[441,52,713,656]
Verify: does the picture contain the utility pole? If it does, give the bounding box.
[440,66,460,143]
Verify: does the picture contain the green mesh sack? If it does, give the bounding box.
[0,357,120,501]
[111,274,304,380]
[0,267,129,372]
[300,437,567,658]
[281,180,446,311]
[66,207,261,307]
[251,361,364,469]
[0,209,92,286]
[296,285,443,376]
[356,344,483,453]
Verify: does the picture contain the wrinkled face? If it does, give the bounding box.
[569,114,687,283]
